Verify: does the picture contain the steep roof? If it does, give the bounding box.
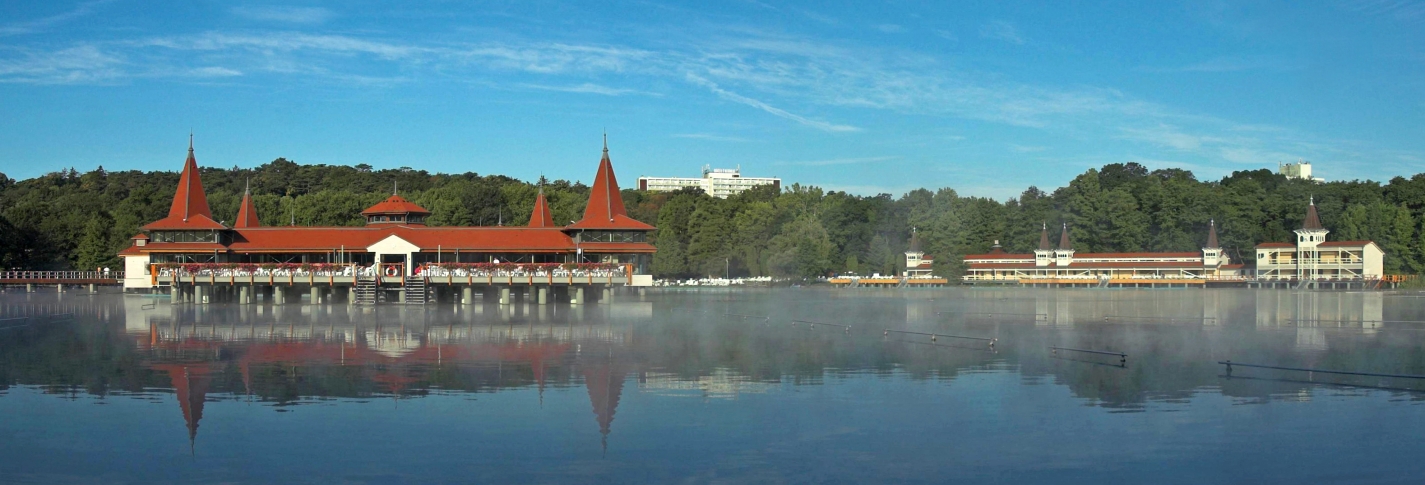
[568,139,654,231]
[528,188,555,228]
[908,228,922,252]
[1038,223,1052,251]
[142,139,226,231]
[1302,199,1324,230]
[234,185,260,228]
[1205,219,1219,248]
[1058,223,1072,250]
[361,194,430,216]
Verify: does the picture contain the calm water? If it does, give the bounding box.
[2,288,1424,484]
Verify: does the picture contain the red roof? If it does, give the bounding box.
[234,191,260,228]
[144,143,224,231]
[361,194,431,216]
[131,234,149,240]
[965,253,1035,260]
[1256,242,1295,248]
[969,261,1207,269]
[568,143,654,231]
[129,242,230,252]
[528,190,555,228]
[578,242,657,253]
[226,226,576,252]
[1319,241,1377,247]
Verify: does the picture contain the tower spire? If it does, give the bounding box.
[1206,219,1219,249]
[1038,222,1051,251]
[1059,222,1072,250]
[234,178,260,228]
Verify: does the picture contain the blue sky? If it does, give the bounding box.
[1,0,1422,198]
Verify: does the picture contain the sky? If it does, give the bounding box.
[0,0,1422,199]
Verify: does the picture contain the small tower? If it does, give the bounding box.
[1202,219,1224,267]
[1295,197,1329,279]
[1054,223,1075,266]
[904,228,934,277]
[234,180,260,228]
[1034,222,1053,267]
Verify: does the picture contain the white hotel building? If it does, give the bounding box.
[637,166,781,198]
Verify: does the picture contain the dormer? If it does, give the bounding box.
[361,193,430,226]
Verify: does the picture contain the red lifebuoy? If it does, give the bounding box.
[385,265,400,277]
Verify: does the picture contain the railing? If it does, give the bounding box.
[0,271,124,280]
[155,263,369,278]
[419,263,628,278]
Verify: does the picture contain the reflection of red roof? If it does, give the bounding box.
[361,194,430,216]
[150,363,212,446]
[584,360,628,441]
[568,145,654,231]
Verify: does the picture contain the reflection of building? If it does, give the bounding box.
[1255,199,1383,283]
[963,222,1242,286]
[637,166,780,198]
[119,136,656,289]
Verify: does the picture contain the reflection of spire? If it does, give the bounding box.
[583,351,627,456]
[152,364,210,454]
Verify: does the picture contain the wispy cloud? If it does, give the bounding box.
[685,73,860,132]
[980,21,1025,45]
[1141,56,1300,73]
[0,0,114,36]
[775,156,896,167]
[671,133,751,142]
[519,82,653,96]
[0,45,123,84]
[230,6,333,24]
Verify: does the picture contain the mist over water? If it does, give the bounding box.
[2,288,1423,483]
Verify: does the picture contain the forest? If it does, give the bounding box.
[3,159,1425,280]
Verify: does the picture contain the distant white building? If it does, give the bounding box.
[637,166,780,198]
[1256,198,1383,281]
[1279,160,1324,182]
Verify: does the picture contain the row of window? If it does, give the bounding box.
[148,231,225,243]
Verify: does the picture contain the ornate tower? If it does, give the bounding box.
[1202,219,1223,267]
[1054,223,1075,266]
[1034,222,1053,267]
[1295,197,1329,279]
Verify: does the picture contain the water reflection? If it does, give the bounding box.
[2,288,1424,482]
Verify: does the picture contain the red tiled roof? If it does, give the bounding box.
[529,190,555,228]
[578,242,657,253]
[969,261,1208,269]
[143,145,226,231]
[361,194,430,216]
[131,234,149,240]
[1319,241,1377,247]
[569,143,654,231]
[234,191,260,228]
[965,253,1035,260]
[225,226,577,252]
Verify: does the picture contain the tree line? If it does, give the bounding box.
[4,160,1425,279]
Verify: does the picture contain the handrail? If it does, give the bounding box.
[0,271,125,280]
[724,313,770,321]
[883,329,996,347]
[790,319,852,333]
[1052,346,1126,365]
[1218,361,1425,380]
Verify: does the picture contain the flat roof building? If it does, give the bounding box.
[637,166,780,198]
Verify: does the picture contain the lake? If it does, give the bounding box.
[1,288,1423,484]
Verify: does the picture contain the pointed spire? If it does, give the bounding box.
[528,187,555,228]
[571,136,653,230]
[1038,222,1051,251]
[1302,196,1324,230]
[1206,219,1220,249]
[393,180,398,196]
[167,135,214,224]
[908,227,922,253]
[1058,222,1072,250]
[234,179,260,228]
